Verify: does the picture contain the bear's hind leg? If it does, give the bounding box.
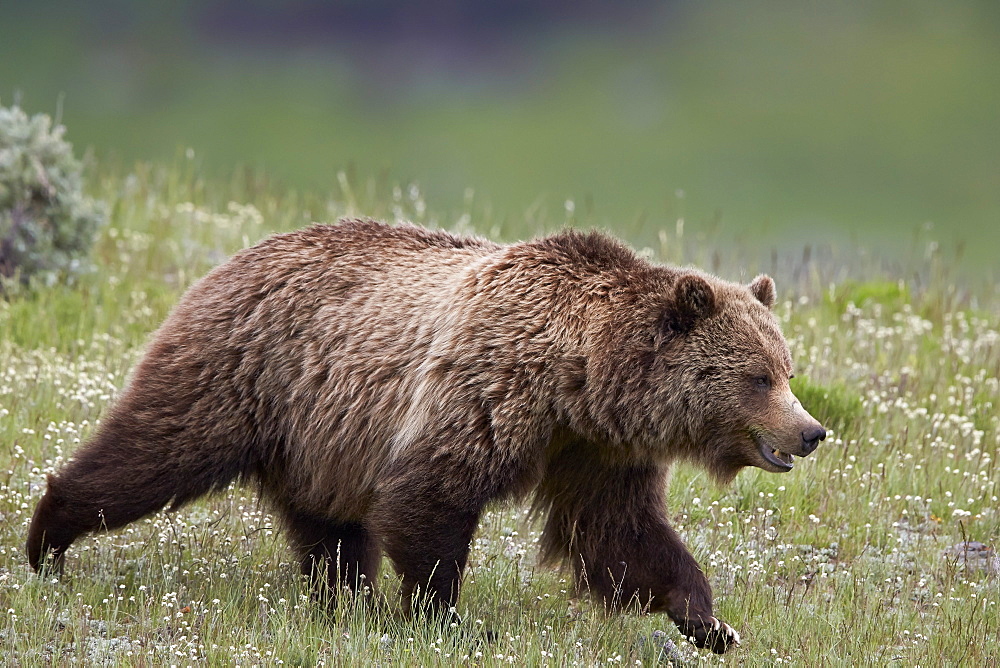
[284,510,381,605]
[27,413,250,572]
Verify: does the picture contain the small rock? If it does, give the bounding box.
[945,541,1000,575]
[633,630,686,665]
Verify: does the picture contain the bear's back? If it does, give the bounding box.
[129,221,503,517]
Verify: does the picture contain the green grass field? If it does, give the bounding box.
[4,0,1000,273]
[1,162,998,666]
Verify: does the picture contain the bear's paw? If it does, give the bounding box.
[681,616,741,654]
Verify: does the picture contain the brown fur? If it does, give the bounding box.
[26,219,824,653]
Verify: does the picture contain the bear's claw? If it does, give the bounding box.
[681,616,741,654]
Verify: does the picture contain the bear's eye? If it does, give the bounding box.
[753,375,771,390]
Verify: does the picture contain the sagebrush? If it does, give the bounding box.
[0,103,104,286]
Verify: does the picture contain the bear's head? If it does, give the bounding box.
[579,270,825,483]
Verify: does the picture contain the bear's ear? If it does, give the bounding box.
[749,274,776,309]
[665,274,717,333]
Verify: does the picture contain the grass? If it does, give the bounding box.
[3,1,1000,271]
[1,160,998,666]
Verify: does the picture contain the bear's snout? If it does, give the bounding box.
[800,426,827,455]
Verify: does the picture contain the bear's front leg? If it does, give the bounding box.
[372,465,484,621]
[537,452,740,654]
[590,514,740,654]
[676,615,742,655]
[634,526,740,654]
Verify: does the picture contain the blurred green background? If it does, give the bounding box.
[2,0,998,272]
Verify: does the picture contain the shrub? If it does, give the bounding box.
[0,103,104,285]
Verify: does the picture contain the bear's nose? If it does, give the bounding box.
[800,426,827,454]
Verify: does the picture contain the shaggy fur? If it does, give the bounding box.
[27,219,825,654]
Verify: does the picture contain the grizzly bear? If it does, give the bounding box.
[27,219,825,653]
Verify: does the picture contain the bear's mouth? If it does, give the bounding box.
[753,433,795,472]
